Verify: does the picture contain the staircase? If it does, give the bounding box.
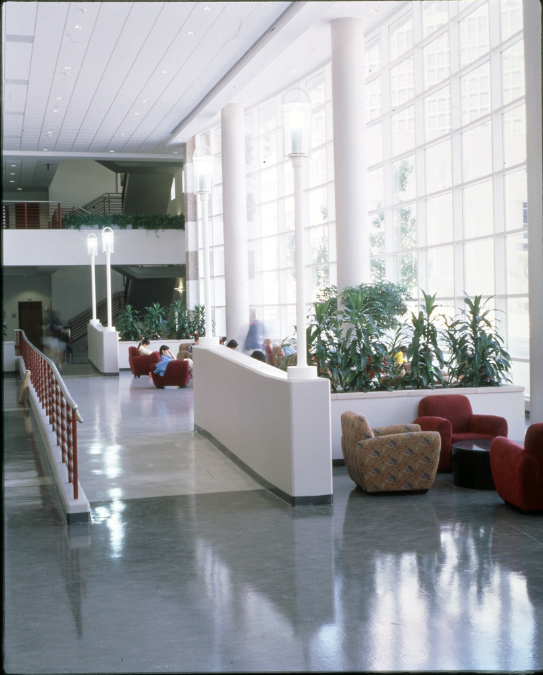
[68,291,126,343]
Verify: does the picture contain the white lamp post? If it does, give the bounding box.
[282,89,317,379]
[102,226,115,331]
[193,145,216,345]
[87,233,100,325]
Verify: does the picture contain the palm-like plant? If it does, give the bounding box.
[445,295,512,387]
[116,305,142,341]
[142,303,167,339]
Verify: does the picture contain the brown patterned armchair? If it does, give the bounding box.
[340,412,441,494]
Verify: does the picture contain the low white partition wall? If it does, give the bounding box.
[331,385,526,461]
[87,322,119,375]
[193,346,333,506]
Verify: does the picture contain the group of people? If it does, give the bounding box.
[137,337,193,378]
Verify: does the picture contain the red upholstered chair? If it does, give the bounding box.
[414,394,508,472]
[128,346,153,378]
[490,424,543,512]
[149,352,190,389]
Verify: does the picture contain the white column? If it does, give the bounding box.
[524,0,543,422]
[199,192,213,341]
[90,255,98,323]
[184,139,200,310]
[105,249,113,330]
[331,18,368,294]
[221,103,249,343]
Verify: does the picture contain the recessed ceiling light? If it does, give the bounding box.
[53,109,59,113]
[204,6,211,10]
[10,172,15,175]
[10,180,15,183]
[17,187,22,190]
[74,25,82,29]
[161,70,168,74]
[142,99,149,104]
[134,112,140,116]
[173,151,178,154]
[64,66,72,70]
[120,133,126,136]
[109,150,115,153]
[43,148,48,151]
[187,31,194,36]
[11,164,16,167]
[56,96,63,100]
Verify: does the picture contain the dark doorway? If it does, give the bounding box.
[19,301,43,349]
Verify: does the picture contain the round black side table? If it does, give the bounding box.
[451,439,495,490]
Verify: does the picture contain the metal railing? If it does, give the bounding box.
[15,329,83,500]
[3,201,89,229]
[83,193,123,216]
[68,291,126,343]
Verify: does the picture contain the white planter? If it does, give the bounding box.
[118,339,194,370]
[330,385,526,461]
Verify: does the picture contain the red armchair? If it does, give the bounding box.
[490,424,543,512]
[414,394,508,472]
[149,352,190,389]
[128,346,153,378]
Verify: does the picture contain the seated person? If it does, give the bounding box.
[251,350,266,362]
[226,339,238,350]
[138,338,152,355]
[272,345,285,368]
[394,346,408,365]
[188,334,199,353]
[154,345,175,377]
[176,348,193,374]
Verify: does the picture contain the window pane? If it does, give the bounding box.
[390,57,414,108]
[260,202,278,236]
[500,0,523,41]
[427,246,454,297]
[504,169,527,231]
[370,212,385,254]
[461,62,491,125]
[506,233,528,295]
[503,104,526,168]
[424,86,451,142]
[371,257,386,282]
[459,3,490,68]
[510,359,529,394]
[462,121,492,181]
[422,0,449,38]
[260,133,277,166]
[393,156,416,202]
[260,237,278,271]
[392,105,415,156]
[261,271,279,304]
[366,77,382,121]
[396,252,417,296]
[309,147,327,186]
[394,205,417,250]
[260,167,277,201]
[507,298,529,359]
[390,13,413,61]
[502,41,525,105]
[426,193,453,245]
[311,108,327,148]
[367,168,384,211]
[309,226,328,265]
[367,122,383,165]
[463,180,493,238]
[309,188,328,226]
[365,38,381,76]
[259,100,276,133]
[464,239,494,296]
[426,140,452,193]
[423,32,450,89]
[306,71,326,106]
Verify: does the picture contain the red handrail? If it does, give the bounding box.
[15,330,83,500]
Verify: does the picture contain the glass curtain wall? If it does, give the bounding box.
[196,0,528,392]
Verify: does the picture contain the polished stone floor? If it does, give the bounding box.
[3,365,543,674]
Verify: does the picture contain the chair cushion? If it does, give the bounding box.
[418,394,473,433]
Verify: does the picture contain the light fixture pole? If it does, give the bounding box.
[87,233,100,325]
[102,226,115,331]
[193,145,216,345]
[282,89,317,379]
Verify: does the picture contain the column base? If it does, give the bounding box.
[287,365,318,380]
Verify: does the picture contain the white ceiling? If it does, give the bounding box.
[2,1,404,194]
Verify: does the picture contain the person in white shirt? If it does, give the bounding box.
[138,338,152,355]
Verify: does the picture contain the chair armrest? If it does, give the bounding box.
[373,423,421,436]
[470,414,508,437]
[414,416,451,435]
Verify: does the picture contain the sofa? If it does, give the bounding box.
[414,394,508,472]
[340,411,441,493]
[490,423,543,512]
[149,352,191,389]
[128,346,153,378]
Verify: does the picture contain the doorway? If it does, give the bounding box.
[19,301,43,349]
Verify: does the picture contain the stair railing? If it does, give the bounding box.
[3,201,89,229]
[69,291,126,343]
[15,329,83,500]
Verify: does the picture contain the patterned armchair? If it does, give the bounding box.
[340,412,441,493]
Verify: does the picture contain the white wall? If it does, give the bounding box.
[193,346,332,504]
[3,229,186,266]
[49,160,117,207]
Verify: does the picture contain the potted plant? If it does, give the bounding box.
[444,294,512,387]
[141,303,167,340]
[116,305,142,341]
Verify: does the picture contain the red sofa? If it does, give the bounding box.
[149,352,190,389]
[490,423,543,512]
[128,346,153,378]
[414,394,508,472]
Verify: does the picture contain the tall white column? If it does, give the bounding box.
[184,138,200,311]
[199,192,213,340]
[221,103,249,343]
[331,18,369,295]
[524,0,543,422]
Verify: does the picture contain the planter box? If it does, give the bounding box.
[331,385,525,461]
[118,339,194,370]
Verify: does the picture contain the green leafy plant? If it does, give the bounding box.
[444,295,512,387]
[62,212,185,232]
[141,303,167,340]
[116,305,142,341]
[186,304,206,337]
[401,291,447,390]
[165,300,190,339]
